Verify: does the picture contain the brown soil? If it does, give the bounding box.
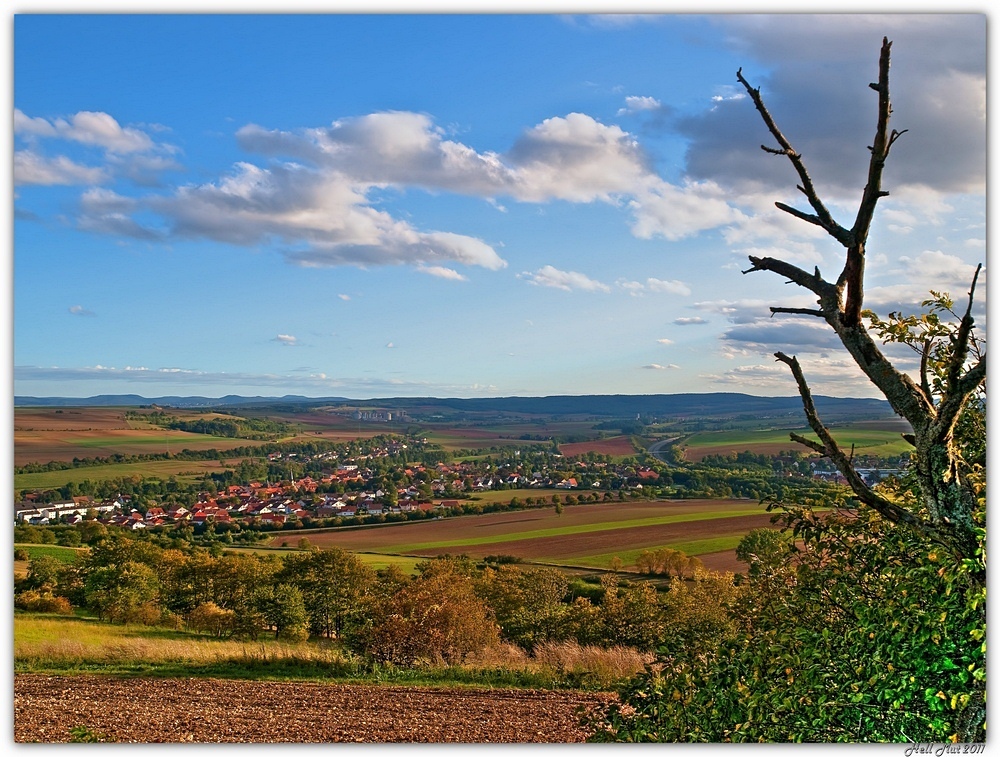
[13,674,614,743]
[13,407,129,432]
[293,501,769,570]
[407,513,775,561]
[299,500,759,552]
[13,429,266,466]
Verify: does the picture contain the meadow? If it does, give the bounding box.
[13,614,651,690]
[679,422,912,462]
[419,419,602,453]
[14,459,235,490]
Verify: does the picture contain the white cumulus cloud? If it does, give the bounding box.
[520,265,611,292]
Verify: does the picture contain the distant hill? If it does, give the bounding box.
[14,392,894,422]
[13,394,340,408]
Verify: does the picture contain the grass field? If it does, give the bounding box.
[14,459,235,490]
[241,544,427,575]
[419,419,602,452]
[272,500,769,574]
[14,544,84,563]
[681,424,912,462]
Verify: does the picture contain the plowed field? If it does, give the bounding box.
[14,674,613,743]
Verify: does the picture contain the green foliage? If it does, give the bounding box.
[277,548,375,640]
[476,565,575,648]
[734,528,789,579]
[593,575,665,651]
[68,725,114,743]
[253,583,310,641]
[590,503,985,742]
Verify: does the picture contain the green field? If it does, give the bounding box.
[419,419,601,452]
[15,459,232,490]
[236,544,427,575]
[547,535,748,570]
[464,488,560,504]
[13,544,84,564]
[683,424,912,459]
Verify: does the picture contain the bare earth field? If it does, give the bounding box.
[13,429,263,466]
[559,435,637,458]
[14,674,613,743]
[286,499,768,570]
[14,407,130,431]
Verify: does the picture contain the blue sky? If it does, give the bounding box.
[10,9,987,400]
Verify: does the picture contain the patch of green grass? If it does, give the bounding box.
[466,488,552,504]
[380,508,766,554]
[13,544,83,564]
[15,459,229,489]
[352,553,425,574]
[69,434,227,448]
[684,425,912,458]
[549,535,749,569]
[224,547,425,575]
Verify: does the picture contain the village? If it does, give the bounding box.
[14,437,672,533]
[15,439,907,537]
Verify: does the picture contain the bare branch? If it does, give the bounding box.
[934,356,986,437]
[761,145,797,157]
[842,244,866,327]
[947,263,983,392]
[841,38,897,326]
[919,339,933,403]
[736,68,851,246]
[886,128,909,154]
[774,201,828,230]
[774,351,924,528]
[789,432,826,455]
[770,307,825,318]
[743,255,836,300]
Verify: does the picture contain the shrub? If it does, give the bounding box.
[366,571,500,666]
[15,591,74,615]
[187,602,236,637]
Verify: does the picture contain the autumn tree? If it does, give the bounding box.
[363,560,500,666]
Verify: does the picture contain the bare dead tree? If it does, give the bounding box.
[737,38,985,568]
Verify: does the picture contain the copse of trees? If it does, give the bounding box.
[15,538,726,666]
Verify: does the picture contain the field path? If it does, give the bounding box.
[14,674,613,743]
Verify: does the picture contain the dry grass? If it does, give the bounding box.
[15,635,355,667]
[463,640,652,688]
[15,616,649,688]
[14,617,352,668]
